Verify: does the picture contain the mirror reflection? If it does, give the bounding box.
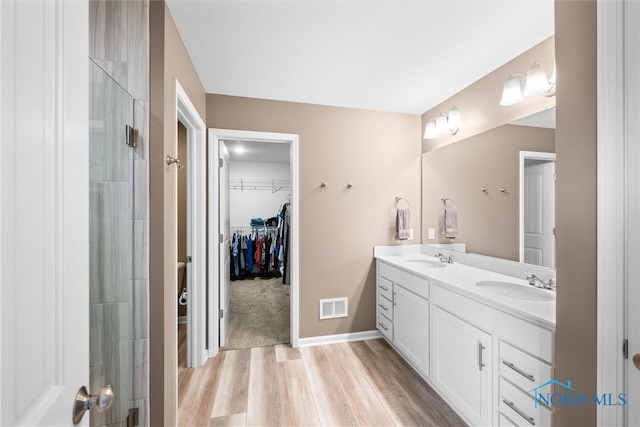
[422,107,556,268]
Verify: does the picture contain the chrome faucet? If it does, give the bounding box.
[434,252,455,264]
[525,273,556,291]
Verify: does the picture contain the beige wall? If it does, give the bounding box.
[422,124,555,260]
[207,94,422,338]
[422,37,555,154]
[149,2,206,426]
[554,1,597,425]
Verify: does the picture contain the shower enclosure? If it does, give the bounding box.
[89,60,137,426]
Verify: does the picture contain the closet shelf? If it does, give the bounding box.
[229,177,291,193]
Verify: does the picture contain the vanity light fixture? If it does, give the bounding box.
[500,61,556,106]
[423,106,462,140]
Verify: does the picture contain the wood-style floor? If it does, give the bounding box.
[178,325,466,427]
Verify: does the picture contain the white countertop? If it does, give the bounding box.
[375,252,556,330]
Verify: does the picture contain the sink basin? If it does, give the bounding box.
[475,281,554,301]
[403,259,447,269]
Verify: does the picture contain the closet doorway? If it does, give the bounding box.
[208,130,300,356]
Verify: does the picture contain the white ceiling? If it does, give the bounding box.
[224,140,291,163]
[166,0,554,115]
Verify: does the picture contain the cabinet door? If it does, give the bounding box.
[432,306,492,426]
[393,284,429,377]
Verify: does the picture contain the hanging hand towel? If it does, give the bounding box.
[396,208,411,240]
[444,200,458,238]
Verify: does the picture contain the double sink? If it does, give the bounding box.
[392,255,555,302]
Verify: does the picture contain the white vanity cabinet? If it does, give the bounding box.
[432,305,492,426]
[431,283,554,427]
[374,255,555,427]
[376,260,430,378]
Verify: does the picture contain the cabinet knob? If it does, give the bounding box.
[633,353,640,371]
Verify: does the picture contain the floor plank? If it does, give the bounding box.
[210,348,252,418]
[210,413,247,427]
[178,338,466,427]
[247,346,282,426]
[300,345,359,426]
[277,358,321,426]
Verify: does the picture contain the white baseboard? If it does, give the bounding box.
[297,330,382,348]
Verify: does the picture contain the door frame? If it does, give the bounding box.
[597,0,628,425]
[175,80,207,368]
[518,151,556,266]
[207,129,300,357]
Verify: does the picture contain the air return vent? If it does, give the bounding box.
[319,297,348,320]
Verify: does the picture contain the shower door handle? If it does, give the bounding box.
[72,384,115,424]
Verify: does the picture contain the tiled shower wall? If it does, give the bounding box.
[90,0,150,425]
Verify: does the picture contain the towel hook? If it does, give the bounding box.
[319,182,329,190]
[166,155,184,170]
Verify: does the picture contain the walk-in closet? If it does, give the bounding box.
[222,139,292,349]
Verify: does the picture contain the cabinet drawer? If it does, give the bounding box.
[499,378,552,427]
[377,294,393,321]
[499,341,552,392]
[378,275,393,301]
[377,312,393,341]
[498,413,519,426]
[378,261,429,299]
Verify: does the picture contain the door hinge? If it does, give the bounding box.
[186,256,192,263]
[219,158,224,168]
[125,125,138,148]
[127,407,139,427]
[219,234,224,244]
[219,309,224,319]
[624,339,629,359]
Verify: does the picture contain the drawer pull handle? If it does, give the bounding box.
[503,398,535,425]
[379,285,389,291]
[502,360,535,382]
[478,342,486,371]
[378,322,389,331]
[379,303,389,311]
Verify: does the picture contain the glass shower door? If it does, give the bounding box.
[89,60,135,426]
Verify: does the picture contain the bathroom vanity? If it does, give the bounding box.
[375,246,555,427]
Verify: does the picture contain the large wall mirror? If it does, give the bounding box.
[422,106,556,268]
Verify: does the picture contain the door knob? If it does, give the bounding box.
[72,384,115,424]
[633,353,640,371]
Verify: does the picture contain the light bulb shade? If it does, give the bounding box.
[435,115,448,135]
[447,107,461,134]
[423,120,437,139]
[523,62,550,96]
[500,76,524,106]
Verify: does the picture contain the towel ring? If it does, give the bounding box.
[395,197,410,209]
[441,197,456,209]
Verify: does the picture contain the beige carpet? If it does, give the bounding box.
[224,277,290,349]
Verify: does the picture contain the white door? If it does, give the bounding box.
[1,1,90,425]
[218,143,231,347]
[520,152,556,268]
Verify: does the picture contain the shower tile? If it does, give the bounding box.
[130,398,150,427]
[133,100,149,161]
[133,221,149,280]
[132,280,149,340]
[127,0,149,100]
[132,339,149,400]
[91,302,133,426]
[90,0,129,90]
[89,72,131,183]
[90,182,132,304]
[134,160,149,220]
